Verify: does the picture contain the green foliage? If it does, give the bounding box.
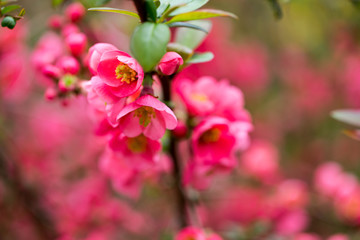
[332,110,360,127]
[168,0,208,16]
[0,0,18,6]
[18,7,24,16]
[266,0,283,19]
[168,21,208,33]
[167,9,237,24]
[174,20,211,49]
[130,22,170,72]
[1,4,20,14]
[88,7,140,19]
[350,0,360,9]
[145,0,157,22]
[1,15,15,29]
[187,51,214,63]
[52,0,64,8]
[81,0,111,7]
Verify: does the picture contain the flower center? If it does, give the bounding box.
[115,63,137,84]
[191,93,208,102]
[133,106,156,127]
[127,135,147,153]
[199,128,221,143]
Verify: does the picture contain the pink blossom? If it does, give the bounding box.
[175,227,207,240]
[57,56,80,74]
[116,94,177,140]
[157,51,183,75]
[275,210,309,235]
[192,117,237,169]
[65,2,86,22]
[61,24,80,37]
[109,133,162,169]
[32,33,64,70]
[293,233,321,240]
[175,227,221,240]
[97,50,144,97]
[42,64,61,79]
[176,76,251,122]
[240,140,279,182]
[100,149,142,199]
[85,76,126,127]
[327,234,349,240]
[273,180,308,210]
[48,14,63,29]
[66,32,87,56]
[86,43,118,75]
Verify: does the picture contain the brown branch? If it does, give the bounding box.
[159,74,189,229]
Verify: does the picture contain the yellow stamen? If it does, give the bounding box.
[115,63,137,84]
[191,93,208,102]
[127,135,147,153]
[133,106,156,127]
[199,128,221,143]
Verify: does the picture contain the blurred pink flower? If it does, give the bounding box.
[240,140,279,182]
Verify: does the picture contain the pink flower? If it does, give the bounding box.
[275,210,309,235]
[65,2,86,22]
[176,76,250,121]
[57,56,80,74]
[176,76,217,117]
[100,149,142,199]
[293,233,321,240]
[175,227,206,240]
[327,234,349,240]
[241,140,279,182]
[157,51,183,75]
[86,43,118,75]
[85,76,126,126]
[273,180,308,210]
[175,227,221,240]
[66,32,87,56]
[97,50,144,98]
[109,133,162,168]
[116,95,177,140]
[192,117,237,169]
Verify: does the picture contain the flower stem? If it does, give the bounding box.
[160,75,188,229]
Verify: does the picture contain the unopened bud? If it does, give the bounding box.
[65,2,85,23]
[158,52,183,75]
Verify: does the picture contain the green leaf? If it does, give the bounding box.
[168,21,208,33]
[1,4,20,14]
[18,8,25,17]
[88,7,140,19]
[167,9,237,24]
[187,51,213,64]
[167,42,193,62]
[169,0,208,16]
[350,0,360,8]
[145,0,157,22]
[175,20,211,49]
[266,0,282,19]
[157,2,170,18]
[130,22,170,72]
[52,0,64,8]
[81,0,111,7]
[0,0,17,6]
[1,15,16,29]
[332,110,360,127]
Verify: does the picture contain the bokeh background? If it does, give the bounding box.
[1,0,360,239]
